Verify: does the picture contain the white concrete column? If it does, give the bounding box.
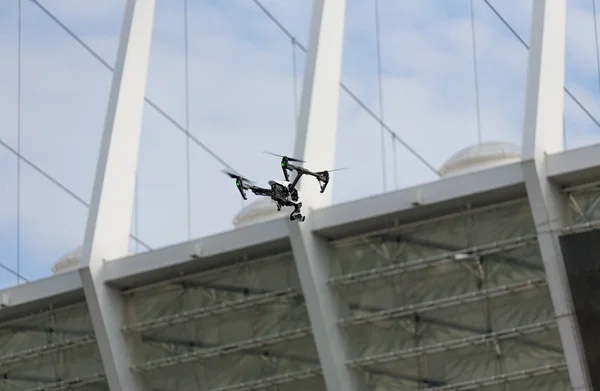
[288,1,364,391]
[288,223,363,391]
[293,0,345,209]
[79,0,155,390]
[520,0,592,389]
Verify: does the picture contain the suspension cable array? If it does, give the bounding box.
[184,0,192,241]
[481,0,600,129]
[4,0,600,285]
[252,0,600,179]
[16,0,22,284]
[593,0,600,92]
[252,0,441,177]
[291,37,299,128]
[373,0,388,191]
[469,0,483,145]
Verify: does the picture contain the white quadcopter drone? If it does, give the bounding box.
[223,152,346,222]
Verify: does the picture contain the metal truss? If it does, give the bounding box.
[429,362,567,391]
[339,278,547,326]
[562,181,600,194]
[0,302,85,329]
[207,367,322,391]
[132,326,313,372]
[330,235,539,287]
[20,373,106,391]
[136,323,446,385]
[202,358,566,391]
[331,199,530,247]
[0,324,324,386]
[561,219,600,235]
[123,287,301,333]
[349,320,558,367]
[0,336,95,367]
[122,253,293,296]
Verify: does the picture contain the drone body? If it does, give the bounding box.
[223,153,345,222]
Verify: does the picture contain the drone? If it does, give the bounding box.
[223,152,346,222]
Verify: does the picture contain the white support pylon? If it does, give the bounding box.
[520,0,592,389]
[79,0,156,390]
[287,1,365,391]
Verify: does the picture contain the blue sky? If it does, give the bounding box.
[1,0,600,287]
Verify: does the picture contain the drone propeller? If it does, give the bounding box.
[263,151,305,163]
[221,170,255,184]
[326,167,349,173]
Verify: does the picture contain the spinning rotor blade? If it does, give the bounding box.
[221,170,255,184]
[222,170,238,179]
[327,167,349,172]
[263,151,305,163]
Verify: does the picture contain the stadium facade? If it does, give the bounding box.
[0,0,598,390]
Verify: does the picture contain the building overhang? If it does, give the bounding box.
[0,270,84,323]
[311,161,526,240]
[546,143,600,187]
[103,217,292,290]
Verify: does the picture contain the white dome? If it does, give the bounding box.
[233,198,283,227]
[52,246,83,274]
[439,141,521,177]
[51,246,134,274]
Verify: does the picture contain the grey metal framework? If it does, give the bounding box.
[0,0,597,390]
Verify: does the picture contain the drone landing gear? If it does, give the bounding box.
[289,202,305,222]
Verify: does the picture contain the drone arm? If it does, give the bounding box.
[287,166,330,193]
[290,171,304,189]
[250,186,273,197]
[315,171,330,193]
[236,184,248,200]
[281,165,290,181]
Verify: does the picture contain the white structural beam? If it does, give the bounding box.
[289,224,364,391]
[546,142,600,186]
[520,1,592,390]
[293,0,345,209]
[287,1,364,391]
[0,271,83,323]
[79,0,155,390]
[312,161,525,238]
[103,217,290,289]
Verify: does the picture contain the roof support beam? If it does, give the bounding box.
[391,234,543,271]
[288,227,365,391]
[288,1,364,390]
[520,1,592,389]
[79,0,155,390]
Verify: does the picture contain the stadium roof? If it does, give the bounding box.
[1,142,599,390]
